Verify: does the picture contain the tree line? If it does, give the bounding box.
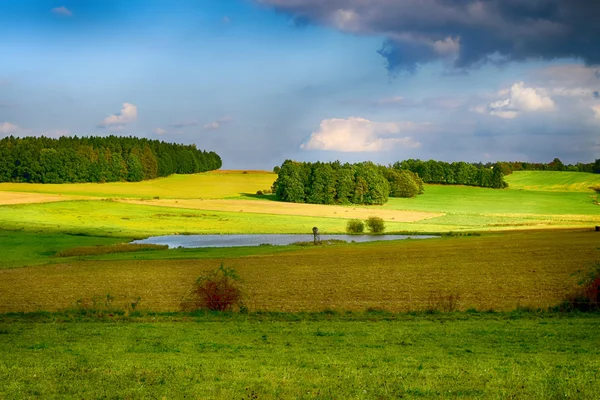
[496,158,600,175]
[272,160,425,205]
[0,135,222,183]
[393,159,507,188]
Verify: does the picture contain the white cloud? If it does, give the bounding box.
[51,6,72,17]
[482,82,556,119]
[204,116,232,131]
[300,117,421,152]
[592,105,600,119]
[153,128,166,135]
[99,103,138,128]
[0,122,23,135]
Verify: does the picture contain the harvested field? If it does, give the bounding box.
[0,230,595,313]
[122,198,444,223]
[0,191,84,205]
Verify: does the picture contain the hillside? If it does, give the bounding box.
[505,171,600,192]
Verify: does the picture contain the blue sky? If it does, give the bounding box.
[1,0,599,168]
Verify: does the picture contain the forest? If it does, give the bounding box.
[0,136,222,183]
[273,160,427,205]
[273,159,509,205]
[395,159,507,188]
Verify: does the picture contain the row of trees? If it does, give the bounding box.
[393,159,507,188]
[496,158,600,174]
[272,160,425,205]
[0,136,222,183]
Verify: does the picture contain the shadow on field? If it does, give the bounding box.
[240,193,280,201]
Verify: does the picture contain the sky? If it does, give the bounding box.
[0,0,599,169]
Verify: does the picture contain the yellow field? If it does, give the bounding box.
[0,171,276,199]
[0,191,84,205]
[0,230,595,313]
[123,199,444,223]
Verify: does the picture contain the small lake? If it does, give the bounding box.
[132,234,439,249]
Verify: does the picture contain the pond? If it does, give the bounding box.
[131,234,439,249]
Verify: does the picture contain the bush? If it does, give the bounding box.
[561,263,600,311]
[389,170,420,198]
[346,219,365,234]
[365,216,385,233]
[182,264,245,312]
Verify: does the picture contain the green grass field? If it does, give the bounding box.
[1,170,600,398]
[1,313,598,399]
[0,170,277,199]
[505,171,600,192]
[0,171,598,235]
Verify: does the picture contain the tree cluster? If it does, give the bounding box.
[0,135,222,183]
[272,160,424,205]
[393,159,508,189]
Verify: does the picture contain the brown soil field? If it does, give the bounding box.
[0,230,595,313]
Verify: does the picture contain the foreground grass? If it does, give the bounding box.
[0,312,598,399]
[1,230,597,313]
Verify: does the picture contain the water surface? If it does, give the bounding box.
[132,234,438,249]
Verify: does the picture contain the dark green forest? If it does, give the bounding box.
[394,159,507,188]
[497,158,600,174]
[0,136,221,183]
[273,160,426,205]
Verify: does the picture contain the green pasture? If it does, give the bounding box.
[0,200,414,238]
[1,313,598,399]
[383,184,598,215]
[0,171,599,236]
[0,231,124,269]
[0,171,277,199]
[505,171,600,192]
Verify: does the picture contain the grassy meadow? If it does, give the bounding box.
[504,171,600,192]
[1,170,600,398]
[0,170,277,199]
[0,170,598,235]
[1,313,599,399]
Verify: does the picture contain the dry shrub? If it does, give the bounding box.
[182,264,245,312]
[68,294,142,318]
[425,292,462,312]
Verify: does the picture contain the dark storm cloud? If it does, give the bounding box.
[594,91,600,100]
[258,0,600,73]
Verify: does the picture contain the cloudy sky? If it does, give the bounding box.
[1,0,599,168]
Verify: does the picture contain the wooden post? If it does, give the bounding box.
[312,226,320,245]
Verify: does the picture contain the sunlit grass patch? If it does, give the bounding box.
[0,171,277,199]
[505,171,600,192]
